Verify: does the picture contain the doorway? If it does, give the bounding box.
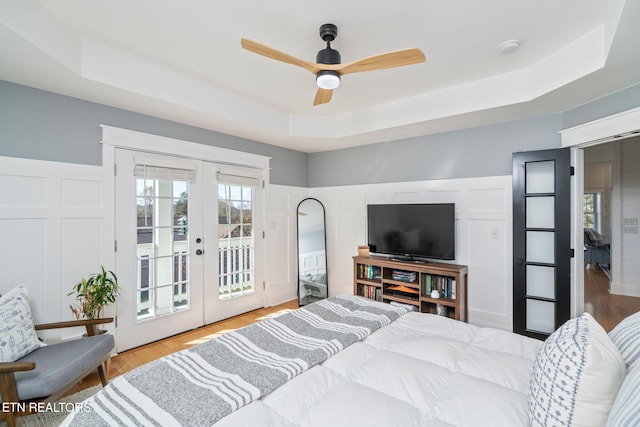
[582,138,640,331]
[113,148,265,351]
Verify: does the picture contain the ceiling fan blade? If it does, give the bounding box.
[337,48,426,75]
[241,38,322,74]
[313,88,333,106]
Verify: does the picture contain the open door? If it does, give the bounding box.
[513,148,572,339]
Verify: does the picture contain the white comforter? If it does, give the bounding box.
[215,312,542,427]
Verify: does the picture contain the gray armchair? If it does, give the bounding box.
[0,318,114,427]
[584,228,610,267]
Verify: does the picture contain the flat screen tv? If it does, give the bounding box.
[367,203,455,261]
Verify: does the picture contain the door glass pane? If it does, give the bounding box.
[218,183,255,300]
[526,196,555,229]
[526,265,555,299]
[136,177,189,320]
[527,299,555,334]
[526,160,555,194]
[526,231,555,264]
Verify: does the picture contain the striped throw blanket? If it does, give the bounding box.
[62,295,407,426]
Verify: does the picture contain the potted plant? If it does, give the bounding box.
[69,266,119,320]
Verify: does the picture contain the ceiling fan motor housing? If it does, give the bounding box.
[317,23,341,64]
[316,48,341,64]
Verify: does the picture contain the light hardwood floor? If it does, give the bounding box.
[584,267,640,332]
[66,299,299,396]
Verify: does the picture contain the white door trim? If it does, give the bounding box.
[101,126,271,347]
[101,125,271,169]
[560,107,640,317]
[559,106,640,148]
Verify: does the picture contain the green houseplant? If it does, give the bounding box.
[69,266,119,320]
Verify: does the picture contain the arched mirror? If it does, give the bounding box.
[297,198,328,306]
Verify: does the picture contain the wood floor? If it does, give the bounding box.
[584,267,640,332]
[65,299,300,396]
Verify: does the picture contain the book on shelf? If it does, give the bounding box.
[422,274,456,300]
[359,284,382,301]
[392,270,416,282]
[358,264,381,280]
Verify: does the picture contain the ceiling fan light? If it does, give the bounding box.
[316,71,340,90]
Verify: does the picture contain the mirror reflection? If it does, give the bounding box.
[297,198,328,305]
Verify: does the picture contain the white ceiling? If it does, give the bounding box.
[1,0,639,153]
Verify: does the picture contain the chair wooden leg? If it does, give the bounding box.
[0,372,21,427]
[97,362,108,386]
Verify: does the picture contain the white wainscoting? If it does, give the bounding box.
[618,141,640,297]
[270,175,514,331]
[0,154,514,338]
[0,156,113,343]
[266,185,309,306]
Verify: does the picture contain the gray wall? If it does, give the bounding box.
[0,81,309,187]
[309,82,640,187]
[309,114,563,187]
[3,80,639,188]
[562,83,640,130]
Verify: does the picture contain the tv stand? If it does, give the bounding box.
[353,255,468,321]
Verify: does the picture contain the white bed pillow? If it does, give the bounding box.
[608,310,640,372]
[0,284,41,362]
[529,313,626,427]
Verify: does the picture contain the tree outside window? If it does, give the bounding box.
[583,192,601,232]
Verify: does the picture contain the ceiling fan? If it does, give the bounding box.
[241,24,426,106]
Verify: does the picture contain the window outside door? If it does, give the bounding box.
[203,169,264,325]
[135,175,191,320]
[218,181,255,300]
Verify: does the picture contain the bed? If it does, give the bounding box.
[62,295,639,427]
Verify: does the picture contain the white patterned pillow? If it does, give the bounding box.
[529,313,626,427]
[0,284,41,362]
[607,365,640,426]
[609,310,640,371]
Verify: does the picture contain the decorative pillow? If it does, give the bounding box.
[607,365,640,426]
[529,313,626,427]
[0,284,41,362]
[609,310,640,371]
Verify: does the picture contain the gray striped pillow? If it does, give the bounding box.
[609,311,640,371]
[607,366,640,426]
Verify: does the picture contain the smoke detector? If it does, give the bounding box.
[499,40,521,55]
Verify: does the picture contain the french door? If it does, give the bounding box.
[115,149,264,351]
[203,166,265,325]
[512,148,572,340]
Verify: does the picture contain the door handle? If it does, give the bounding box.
[196,249,204,255]
[516,258,524,265]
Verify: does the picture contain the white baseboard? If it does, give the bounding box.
[610,283,640,298]
[268,285,297,307]
[468,308,512,332]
